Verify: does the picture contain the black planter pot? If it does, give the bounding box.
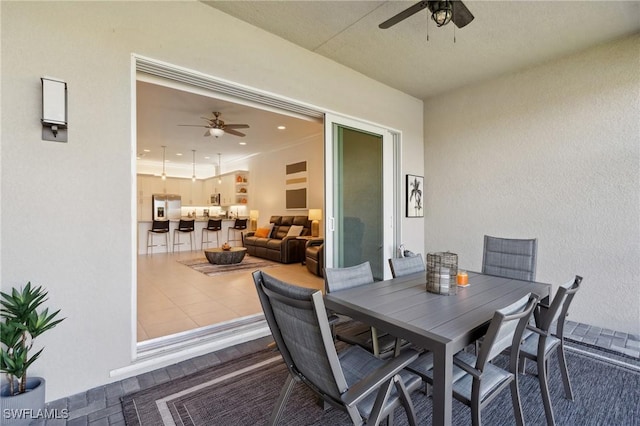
[0,377,46,425]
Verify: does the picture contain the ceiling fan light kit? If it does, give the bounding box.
[431,1,453,27]
[379,0,473,30]
[178,111,249,139]
[210,127,225,138]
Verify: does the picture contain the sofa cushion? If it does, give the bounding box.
[266,239,284,250]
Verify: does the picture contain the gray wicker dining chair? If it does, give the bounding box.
[407,293,540,426]
[519,275,582,426]
[389,254,426,278]
[482,235,538,281]
[325,262,401,358]
[253,270,422,426]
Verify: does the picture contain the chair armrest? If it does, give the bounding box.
[453,356,482,380]
[306,238,324,248]
[245,231,256,238]
[525,324,549,337]
[342,349,419,407]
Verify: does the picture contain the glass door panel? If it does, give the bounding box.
[325,115,394,280]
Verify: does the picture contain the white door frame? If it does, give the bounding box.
[324,113,398,280]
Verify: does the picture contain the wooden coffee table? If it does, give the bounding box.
[204,247,247,265]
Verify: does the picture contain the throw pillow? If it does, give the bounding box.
[255,223,274,238]
[255,227,271,238]
[286,225,304,237]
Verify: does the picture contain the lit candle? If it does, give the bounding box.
[457,271,469,286]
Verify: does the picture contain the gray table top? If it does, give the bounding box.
[324,271,551,353]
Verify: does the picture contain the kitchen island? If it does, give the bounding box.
[137,218,247,254]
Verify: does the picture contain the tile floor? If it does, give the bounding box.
[137,251,324,341]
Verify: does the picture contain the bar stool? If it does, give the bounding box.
[227,218,248,247]
[172,219,195,252]
[146,220,170,254]
[201,219,222,249]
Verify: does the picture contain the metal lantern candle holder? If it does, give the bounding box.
[426,252,458,295]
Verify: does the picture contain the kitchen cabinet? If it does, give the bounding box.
[137,170,248,212]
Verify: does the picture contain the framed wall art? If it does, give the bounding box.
[406,174,424,218]
[285,161,308,209]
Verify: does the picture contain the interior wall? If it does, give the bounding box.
[423,35,640,334]
[1,1,423,400]
[247,134,324,227]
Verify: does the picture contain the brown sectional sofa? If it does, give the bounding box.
[243,215,311,263]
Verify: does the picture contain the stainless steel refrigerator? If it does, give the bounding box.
[152,194,181,220]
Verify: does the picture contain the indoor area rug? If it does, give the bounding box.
[178,255,279,277]
[121,340,640,426]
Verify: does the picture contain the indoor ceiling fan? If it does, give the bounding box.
[178,111,250,138]
[379,0,474,29]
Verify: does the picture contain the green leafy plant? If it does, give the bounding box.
[0,282,64,396]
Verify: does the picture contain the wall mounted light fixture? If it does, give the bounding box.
[41,76,67,142]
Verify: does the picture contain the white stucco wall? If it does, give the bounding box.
[1,2,423,400]
[424,35,640,334]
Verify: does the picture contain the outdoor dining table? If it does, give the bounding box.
[323,270,551,426]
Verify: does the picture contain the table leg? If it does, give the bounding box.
[432,344,454,425]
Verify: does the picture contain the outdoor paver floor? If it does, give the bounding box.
[31,322,638,425]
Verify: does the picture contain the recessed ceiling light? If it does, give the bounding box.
[277,125,286,130]
[239,142,247,146]
[143,149,150,152]
[176,153,183,156]
[204,156,210,160]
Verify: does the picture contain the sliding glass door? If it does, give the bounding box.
[324,114,395,280]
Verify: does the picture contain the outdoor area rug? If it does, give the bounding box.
[178,255,279,277]
[122,339,640,426]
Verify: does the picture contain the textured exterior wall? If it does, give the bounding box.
[1,1,423,400]
[424,35,640,334]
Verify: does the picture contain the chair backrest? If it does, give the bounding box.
[476,293,540,370]
[177,219,195,231]
[482,235,538,281]
[151,220,169,232]
[206,219,222,231]
[540,275,582,334]
[389,254,426,278]
[253,270,348,403]
[233,218,248,230]
[324,261,374,293]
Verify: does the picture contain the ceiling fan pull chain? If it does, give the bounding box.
[426,12,430,42]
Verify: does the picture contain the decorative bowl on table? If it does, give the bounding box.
[221,243,231,251]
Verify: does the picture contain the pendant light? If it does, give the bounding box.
[161,145,167,180]
[192,149,196,182]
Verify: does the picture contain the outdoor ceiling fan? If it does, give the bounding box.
[178,111,250,138]
[379,0,474,29]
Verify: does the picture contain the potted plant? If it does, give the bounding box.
[1,282,64,425]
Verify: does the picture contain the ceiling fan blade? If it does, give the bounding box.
[178,124,209,128]
[224,124,250,129]
[452,0,474,28]
[379,1,429,29]
[224,128,246,137]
